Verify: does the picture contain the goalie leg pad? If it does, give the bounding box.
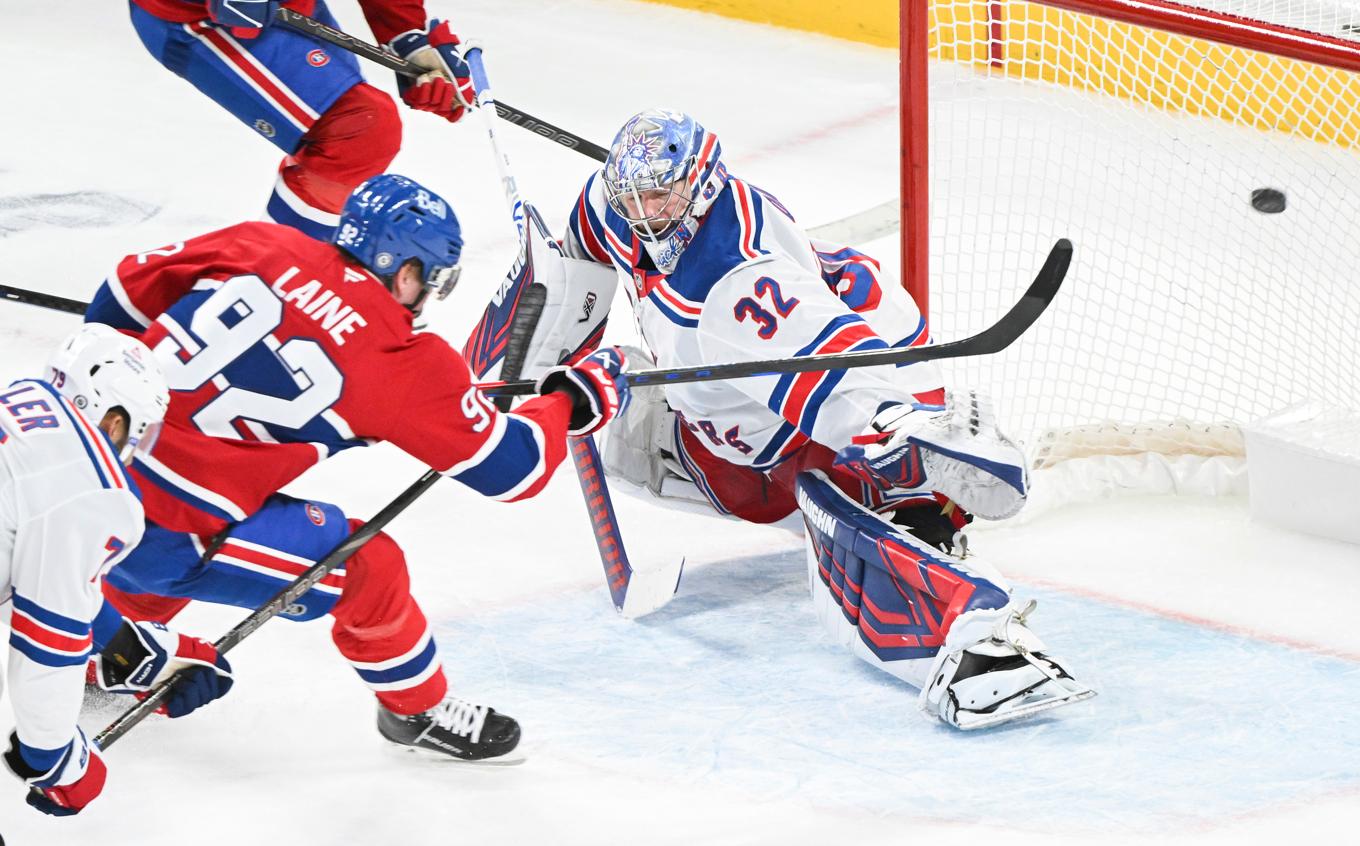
[462,203,618,381]
[797,471,1093,728]
[796,470,1011,689]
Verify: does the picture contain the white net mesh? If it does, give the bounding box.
[923,0,1360,473]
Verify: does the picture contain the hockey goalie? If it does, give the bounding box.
[464,108,1095,730]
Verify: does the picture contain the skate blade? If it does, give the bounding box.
[382,741,528,766]
[951,682,1097,731]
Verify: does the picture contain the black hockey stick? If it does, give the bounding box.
[482,238,1073,397]
[0,285,445,750]
[94,469,441,750]
[274,9,610,161]
[0,284,86,315]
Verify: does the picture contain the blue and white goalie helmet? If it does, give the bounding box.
[334,174,463,301]
[602,108,728,244]
[48,323,169,464]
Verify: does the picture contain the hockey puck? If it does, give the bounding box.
[1251,187,1287,214]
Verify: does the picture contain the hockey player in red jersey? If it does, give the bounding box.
[129,0,477,239]
[83,174,628,761]
[468,108,1093,730]
[2,325,234,816]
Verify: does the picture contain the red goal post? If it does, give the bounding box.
[897,0,1360,506]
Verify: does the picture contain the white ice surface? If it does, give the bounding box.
[1,1,1358,844]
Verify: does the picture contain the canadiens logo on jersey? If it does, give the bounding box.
[307,49,329,67]
[306,503,326,526]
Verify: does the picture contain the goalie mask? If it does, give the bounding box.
[602,108,728,273]
[48,323,169,464]
[334,174,464,310]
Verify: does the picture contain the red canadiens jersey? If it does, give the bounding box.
[87,222,572,536]
[130,0,428,45]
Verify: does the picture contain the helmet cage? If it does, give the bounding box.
[603,155,699,242]
[603,109,726,246]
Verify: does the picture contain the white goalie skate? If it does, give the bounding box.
[919,599,1095,730]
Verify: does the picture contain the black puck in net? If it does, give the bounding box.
[1251,187,1287,214]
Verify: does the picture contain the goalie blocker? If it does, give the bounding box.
[463,203,616,385]
[796,470,1095,729]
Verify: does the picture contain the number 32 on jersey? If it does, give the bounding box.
[733,277,799,339]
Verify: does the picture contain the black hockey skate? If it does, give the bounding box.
[377,694,522,762]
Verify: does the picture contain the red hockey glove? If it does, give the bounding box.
[537,347,630,436]
[4,730,108,817]
[96,620,234,718]
[388,21,477,123]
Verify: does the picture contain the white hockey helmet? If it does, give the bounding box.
[47,324,169,464]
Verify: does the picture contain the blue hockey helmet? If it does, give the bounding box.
[334,174,463,303]
[602,108,727,244]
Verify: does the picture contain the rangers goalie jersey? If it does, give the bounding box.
[562,173,946,471]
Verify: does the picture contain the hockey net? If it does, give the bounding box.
[902,0,1360,510]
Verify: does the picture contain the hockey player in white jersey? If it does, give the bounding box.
[1,325,233,816]
[468,108,1093,729]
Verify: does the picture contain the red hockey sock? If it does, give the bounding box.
[278,82,402,214]
[330,521,447,715]
[101,581,191,625]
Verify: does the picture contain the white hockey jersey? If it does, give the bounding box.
[564,173,946,471]
[0,379,142,776]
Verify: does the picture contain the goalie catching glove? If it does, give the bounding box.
[388,20,476,123]
[536,347,630,436]
[96,620,234,719]
[837,389,1029,520]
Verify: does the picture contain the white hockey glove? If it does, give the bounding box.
[837,389,1029,520]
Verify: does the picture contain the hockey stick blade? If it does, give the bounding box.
[483,238,1072,397]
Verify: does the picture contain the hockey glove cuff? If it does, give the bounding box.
[388,20,477,123]
[96,620,234,718]
[537,347,629,436]
[4,729,108,816]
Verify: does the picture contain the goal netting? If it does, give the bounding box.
[904,0,1360,509]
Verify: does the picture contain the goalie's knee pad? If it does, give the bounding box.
[796,470,1011,689]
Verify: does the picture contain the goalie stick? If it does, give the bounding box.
[272,9,609,161]
[0,238,1071,391]
[479,238,1073,397]
[463,48,683,618]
